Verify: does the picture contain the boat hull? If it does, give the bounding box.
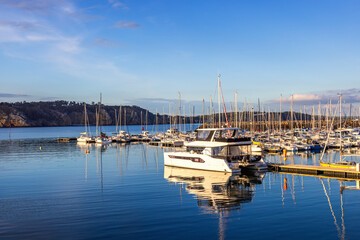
[164,152,241,173]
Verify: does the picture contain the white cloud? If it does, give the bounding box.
[271,89,360,106]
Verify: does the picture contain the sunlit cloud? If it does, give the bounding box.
[270,88,360,105]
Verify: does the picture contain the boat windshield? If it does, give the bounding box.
[213,129,237,139]
[196,130,213,141]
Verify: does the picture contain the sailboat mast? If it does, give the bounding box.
[218,75,221,127]
[98,93,102,135]
[235,91,238,128]
[291,95,293,131]
[279,94,282,132]
[340,94,342,150]
[183,105,186,132]
[318,102,321,130]
[84,103,87,134]
[119,105,122,132]
[202,99,205,128]
[210,96,213,127]
[178,92,181,132]
[312,106,315,131]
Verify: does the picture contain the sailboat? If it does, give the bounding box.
[319,94,357,169]
[77,103,95,143]
[95,94,112,145]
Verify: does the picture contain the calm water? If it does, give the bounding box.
[1,126,360,239]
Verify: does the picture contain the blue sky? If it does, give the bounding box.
[0,0,360,113]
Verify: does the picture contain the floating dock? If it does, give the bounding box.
[149,141,160,146]
[160,140,184,148]
[268,163,360,179]
[57,137,77,142]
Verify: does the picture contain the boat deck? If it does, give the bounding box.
[268,163,360,179]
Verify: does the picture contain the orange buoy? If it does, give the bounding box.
[284,178,288,190]
[283,149,287,156]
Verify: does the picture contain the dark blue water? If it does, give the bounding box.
[1,126,360,239]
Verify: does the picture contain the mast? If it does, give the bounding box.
[141,111,143,131]
[202,99,205,128]
[115,108,118,133]
[98,93,102,135]
[146,109,148,131]
[84,103,87,133]
[178,92,181,132]
[235,92,238,128]
[183,105,186,132]
[339,94,342,151]
[312,106,315,131]
[163,105,165,135]
[210,95,213,127]
[119,105,122,132]
[318,102,321,130]
[124,108,127,131]
[279,94,282,132]
[218,75,221,127]
[192,106,195,132]
[169,103,171,131]
[291,94,294,131]
[155,108,158,133]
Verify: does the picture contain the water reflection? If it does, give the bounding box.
[164,166,264,213]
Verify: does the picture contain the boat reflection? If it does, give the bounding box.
[164,166,265,213]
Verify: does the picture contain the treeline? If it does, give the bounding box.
[0,101,202,128]
[1,101,358,129]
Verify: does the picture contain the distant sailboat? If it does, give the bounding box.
[95,94,112,145]
[319,94,357,169]
[77,103,95,143]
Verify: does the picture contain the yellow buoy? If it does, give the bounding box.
[40,146,42,150]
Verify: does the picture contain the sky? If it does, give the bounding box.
[0,0,360,114]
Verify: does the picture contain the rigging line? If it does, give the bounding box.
[320,101,340,163]
[219,79,229,125]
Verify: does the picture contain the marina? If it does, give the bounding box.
[1,125,360,239]
[1,1,360,239]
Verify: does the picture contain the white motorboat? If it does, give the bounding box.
[77,132,95,143]
[164,128,267,173]
[95,136,112,144]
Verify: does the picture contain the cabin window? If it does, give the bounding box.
[228,145,251,156]
[214,129,236,139]
[197,130,211,140]
[187,147,205,154]
[212,146,228,157]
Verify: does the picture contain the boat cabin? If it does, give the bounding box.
[185,128,254,161]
